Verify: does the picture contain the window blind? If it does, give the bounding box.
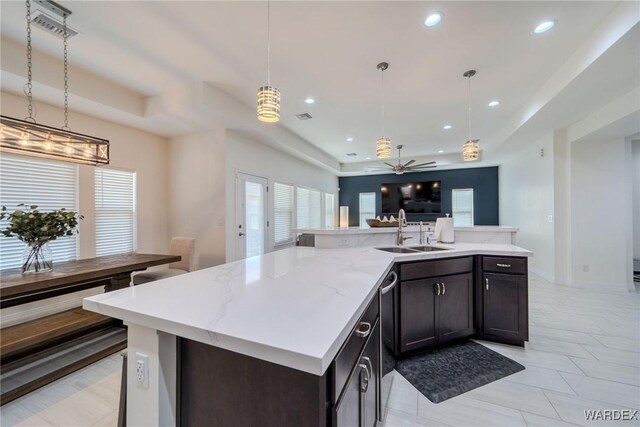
[324,193,335,227]
[274,182,294,245]
[359,192,376,226]
[0,153,78,270]
[297,187,322,229]
[452,189,474,227]
[95,169,136,256]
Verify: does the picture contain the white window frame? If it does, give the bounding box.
[0,153,79,270]
[359,192,376,226]
[94,167,137,256]
[452,188,474,227]
[273,181,295,247]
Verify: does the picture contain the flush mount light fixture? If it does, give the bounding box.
[257,0,280,123]
[375,62,392,159]
[462,69,479,162]
[304,97,315,104]
[424,12,443,27]
[534,20,556,34]
[488,100,500,107]
[0,0,109,165]
[443,125,453,130]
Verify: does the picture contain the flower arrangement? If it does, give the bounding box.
[0,204,83,273]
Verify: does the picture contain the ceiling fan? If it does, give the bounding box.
[370,145,436,175]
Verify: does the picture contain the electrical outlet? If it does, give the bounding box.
[547,215,553,223]
[135,352,149,389]
[582,264,589,273]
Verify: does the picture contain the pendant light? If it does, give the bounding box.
[0,0,109,165]
[376,62,391,159]
[462,69,479,162]
[257,0,280,123]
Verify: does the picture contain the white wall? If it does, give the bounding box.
[570,137,631,291]
[499,133,556,281]
[633,139,640,261]
[167,131,226,269]
[224,130,339,262]
[1,91,170,325]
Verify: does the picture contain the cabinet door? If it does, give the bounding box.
[334,364,362,427]
[437,273,474,344]
[400,279,437,353]
[482,273,528,341]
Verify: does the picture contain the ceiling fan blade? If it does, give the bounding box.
[409,165,438,170]
[403,160,416,167]
[410,161,437,167]
[383,162,395,168]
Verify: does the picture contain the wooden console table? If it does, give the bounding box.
[0,253,180,404]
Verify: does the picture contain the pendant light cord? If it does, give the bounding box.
[381,68,385,136]
[25,0,34,123]
[62,14,70,131]
[267,0,271,86]
[467,74,471,142]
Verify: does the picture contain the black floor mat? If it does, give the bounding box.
[395,340,525,403]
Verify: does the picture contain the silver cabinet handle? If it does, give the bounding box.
[496,263,511,268]
[359,362,370,392]
[485,278,489,290]
[442,282,446,295]
[436,282,441,296]
[238,232,246,237]
[355,321,371,338]
[381,271,398,295]
[362,356,373,379]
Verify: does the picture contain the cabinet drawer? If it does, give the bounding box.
[331,292,379,404]
[400,257,473,281]
[482,257,527,275]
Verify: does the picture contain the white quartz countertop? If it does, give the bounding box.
[83,243,532,376]
[294,225,518,235]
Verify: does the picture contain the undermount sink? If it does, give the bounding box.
[375,247,419,253]
[409,246,450,252]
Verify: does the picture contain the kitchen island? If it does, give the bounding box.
[84,243,532,426]
[295,225,519,248]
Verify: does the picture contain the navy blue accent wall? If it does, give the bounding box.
[338,166,499,226]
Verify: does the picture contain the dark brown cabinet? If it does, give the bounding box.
[397,258,474,355]
[479,256,529,346]
[333,320,380,427]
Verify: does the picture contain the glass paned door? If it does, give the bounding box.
[236,173,268,260]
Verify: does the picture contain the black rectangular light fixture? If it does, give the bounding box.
[0,115,110,165]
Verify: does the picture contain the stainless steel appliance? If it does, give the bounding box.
[379,267,399,423]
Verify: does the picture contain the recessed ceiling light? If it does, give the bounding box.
[424,12,443,27]
[304,97,315,104]
[438,150,444,153]
[366,156,371,160]
[488,100,500,107]
[533,20,556,34]
[443,125,452,130]
[346,137,354,142]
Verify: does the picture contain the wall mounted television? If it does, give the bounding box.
[381,181,442,214]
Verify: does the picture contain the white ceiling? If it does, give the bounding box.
[0,1,637,171]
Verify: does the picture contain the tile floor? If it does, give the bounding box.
[1,275,639,427]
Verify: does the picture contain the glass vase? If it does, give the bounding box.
[22,242,53,274]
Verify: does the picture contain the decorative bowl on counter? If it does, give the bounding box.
[366,218,399,228]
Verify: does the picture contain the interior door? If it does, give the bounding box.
[437,273,474,343]
[235,173,268,260]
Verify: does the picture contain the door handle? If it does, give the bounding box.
[238,232,246,237]
[442,282,446,295]
[485,278,489,290]
[355,322,371,338]
[362,356,373,379]
[435,282,441,296]
[359,362,370,392]
[381,271,398,295]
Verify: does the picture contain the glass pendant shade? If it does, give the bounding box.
[376,137,392,159]
[0,116,109,165]
[462,139,479,162]
[257,85,281,123]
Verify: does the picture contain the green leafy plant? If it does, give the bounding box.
[0,204,83,273]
